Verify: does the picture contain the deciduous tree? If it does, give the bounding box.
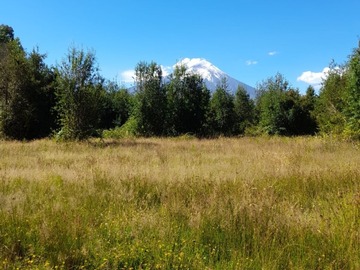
[344,42,360,138]
[209,78,235,136]
[133,61,167,136]
[315,63,347,135]
[55,47,104,140]
[166,65,210,136]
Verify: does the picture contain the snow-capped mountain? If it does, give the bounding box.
[173,58,256,98]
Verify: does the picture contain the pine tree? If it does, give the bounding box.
[234,85,255,134]
[0,25,55,139]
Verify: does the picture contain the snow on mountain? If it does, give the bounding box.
[174,58,256,98]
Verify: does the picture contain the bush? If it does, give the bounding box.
[102,116,138,139]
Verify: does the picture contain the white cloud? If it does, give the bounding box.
[120,69,135,84]
[268,51,278,56]
[120,66,172,84]
[297,67,330,88]
[161,65,172,77]
[246,60,258,66]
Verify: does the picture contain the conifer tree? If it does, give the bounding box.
[209,78,236,136]
[0,25,55,139]
[234,85,255,134]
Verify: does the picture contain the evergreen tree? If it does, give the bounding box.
[299,85,318,135]
[0,25,55,139]
[99,81,133,130]
[209,78,235,136]
[282,88,306,135]
[233,85,255,134]
[26,48,57,138]
[0,28,28,138]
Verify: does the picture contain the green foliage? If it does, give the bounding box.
[282,89,308,135]
[256,73,318,136]
[166,65,210,136]
[315,43,360,139]
[344,43,360,139]
[0,26,55,140]
[299,85,318,135]
[102,116,138,138]
[0,24,14,43]
[234,85,256,134]
[111,87,133,126]
[209,78,236,136]
[55,47,104,140]
[0,38,30,139]
[26,48,57,138]
[256,73,291,135]
[133,61,167,136]
[99,81,133,130]
[315,63,347,135]
[1,24,359,140]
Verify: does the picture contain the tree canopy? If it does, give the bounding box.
[55,47,104,140]
[0,24,359,140]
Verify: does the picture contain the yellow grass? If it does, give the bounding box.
[0,137,359,269]
[1,137,358,182]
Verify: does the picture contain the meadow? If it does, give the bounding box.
[0,136,359,269]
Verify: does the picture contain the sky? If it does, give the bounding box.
[2,0,360,93]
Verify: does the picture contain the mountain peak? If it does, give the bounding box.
[177,58,216,70]
[174,58,256,98]
[175,58,223,81]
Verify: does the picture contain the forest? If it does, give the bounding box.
[1,24,359,141]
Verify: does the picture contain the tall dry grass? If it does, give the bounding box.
[0,137,359,269]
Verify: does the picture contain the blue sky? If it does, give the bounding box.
[3,0,360,92]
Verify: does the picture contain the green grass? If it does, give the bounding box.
[0,137,359,269]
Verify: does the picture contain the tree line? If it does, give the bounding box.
[0,24,359,140]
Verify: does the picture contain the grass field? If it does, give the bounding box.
[0,137,359,269]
